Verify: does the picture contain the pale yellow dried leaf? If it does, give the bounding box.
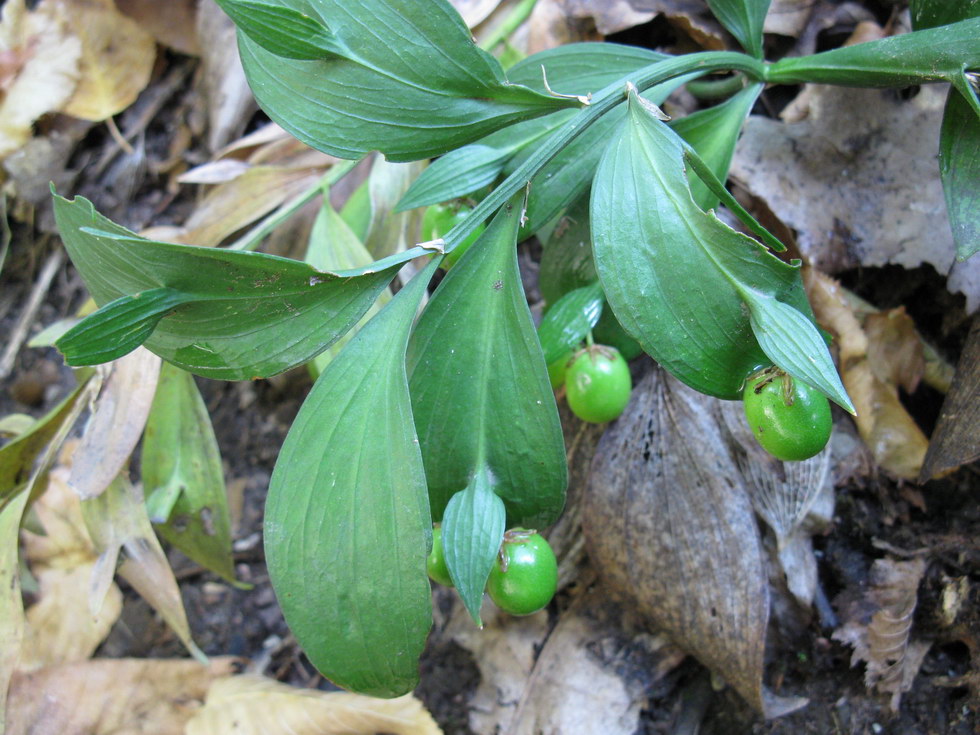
[69,347,161,500]
[81,474,205,662]
[6,657,238,735]
[0,0,80,159]
[21,464,97,571]
[186,674,443,735]
[19,563,122,672]
[1,491,30,733]
[58,0,156,122]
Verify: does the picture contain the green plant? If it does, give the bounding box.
[38,0,979,699]
[420,202,485,269]
[743,367,833,462]
[486,529,558,616]
[426,526,453,587]
[565,345,632,423]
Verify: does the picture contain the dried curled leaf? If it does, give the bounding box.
[583,367,806,717]
[833,557,930,710]
[185,674,443,735]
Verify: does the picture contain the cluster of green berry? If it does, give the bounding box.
[427,527,558,616]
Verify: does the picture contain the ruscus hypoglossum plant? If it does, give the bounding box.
[43,0,979,699]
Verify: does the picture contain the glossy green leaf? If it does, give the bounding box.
[53,193,412,380]
[442,465,506,626]
[740,290,853,412]
[306,202,391,376]
[0,373,97,511]
[213,0,343,60]
[767,18,980,89]
[911,0,980,30]
[235,0,573,162]
[265,258,439,697]
[591,89,816,399]
[57,288,193,366]
[142,363,242,586]
[539,193,597,306]
[706,0,771,58]
[537,282,603,364]
[507,43,670,97]
[669,83,762,211]
[408,194,566,527]
[339,179,371,241]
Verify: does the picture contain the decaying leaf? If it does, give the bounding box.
[833,557,931,710]
[0,0,80,160]
[583,367,806,717]
[69,347,161,500]
[115,0,200,55]
[196,1,254,151]
[806,269,929,479]
[81,474,205,661]
[864,307,926,394]
[0,491,29,733]
[731,84,980,311]
[185,674,443,735]
[6,658,237,735]
[361,157,427,260]
[58,0,157,122]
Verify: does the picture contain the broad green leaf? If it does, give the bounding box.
[264,258,439,697]
[706,0,771,58]
[0,373,97,511]
[236,0,573,161]
[214,0,343,60]
[911,0,980,30]
[912,0,980,262]
[408,194,567,527]
[537,282,603,364]
[507,43,670,96]
[0,490,29,732]
[591,90,817,399]
[53,193,410,380]
[142,363,243,586]
[442,465,506,626]
[56,288,193,366]
[939,90,980,261]
[339,179,371,241]
[669,83,763,211]
[740,290,854,412]
[767,18,980,89]
[306,202,391,376]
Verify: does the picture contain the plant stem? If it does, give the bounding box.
[227,158,360,252]
[479,0,539,52]
[685,73,746,100]
[442,51,767,252]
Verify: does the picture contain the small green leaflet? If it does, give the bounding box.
[213,0,344,60]
[57,288,192,366]
[264,258,439,698]
[705,0,771,59]
[442,465,506,626]
[591,89,818,399]
[740,290,854,412]
[669,83,763,211]
[142,363,245,586]
[767,17,980,90]
[235,0,573,161]
[537,281,603,364]
[408,193,567,528]
[53,193,411,380]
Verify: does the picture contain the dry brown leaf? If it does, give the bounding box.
[833,558,930,710]
[763,0,811,37]
[69,347,161,500]
[450,0,503,28]
[731,84,980,310]
[19,563,122,672]
[81,474,205,661]
[196,1,254,152]
[115,0,199,55]
[6,657,238,735]
[180,165,326,247]
[0,0,81,160]
[806,270,929,479]
[864,307,926,394]
[185,674,443,735]
[58,0,156,121]
[583,367,806,717]
[0,491,29,732]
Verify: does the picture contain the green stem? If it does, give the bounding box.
[479,0,539,52]
[442,51,767,252]
[227,158,360,251]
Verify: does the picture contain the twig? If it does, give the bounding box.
[0,245,64,380]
